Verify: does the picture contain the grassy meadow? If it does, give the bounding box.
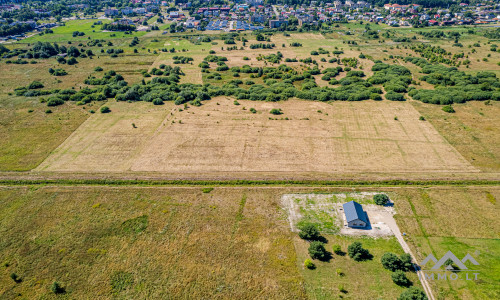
[0,186,498,299]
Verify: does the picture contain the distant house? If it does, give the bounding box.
[269,18,288,28]
[105,9,119,17]
[343,201,368,228]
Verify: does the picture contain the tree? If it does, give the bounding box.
[100,106,111,113]
[392,270,412,287]
[298,223,320,240]
[50,281,65,294]
[308,241,328,260]
[381,252,402,271]
[400,253,413,271]
[398,287,427,300]
[374,194,389,205]
[347,242,370,261]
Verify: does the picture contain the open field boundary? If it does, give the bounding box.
[0,178,498,187]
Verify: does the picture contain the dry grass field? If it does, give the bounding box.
[36,98,476,174]
[1,185,498,299]
[36,101,175,172]
[411,100,500,172]
[0,186,306,299]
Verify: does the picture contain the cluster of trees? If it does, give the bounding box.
[0,22,33,37]
[172,56,194,64]
[410,43,460,66]
[406,57,500,104]
[48,68,67,76]
[102,23,136,32]
[249,43,275,49]
[381,252,415,291]
[129,37,139,47]
[258,52,283,64]
[418,30,461,40]
[1,42,90,64]
[310,48,329,56]
[72,31,85,37]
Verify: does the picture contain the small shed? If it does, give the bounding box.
[343,201,368,228]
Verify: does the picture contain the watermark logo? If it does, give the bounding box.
[419,251,480,281]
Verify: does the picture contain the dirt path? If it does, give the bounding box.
[385,216,435,300]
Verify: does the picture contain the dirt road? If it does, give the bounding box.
[385,216,435,300]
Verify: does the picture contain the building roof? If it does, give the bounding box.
[343,201,368,223]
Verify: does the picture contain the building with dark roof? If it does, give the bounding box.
[343,201,368,228]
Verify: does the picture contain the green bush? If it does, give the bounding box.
[100,106,111,113]
[47,97,64,107]
[270,108,282,115]
[152,99,164,105]
[386,91,405,101]
[381,252,402,271]
[347,242,371,261]
[392,270,412,287]
[400,253,413,271]
[298,223,320,240]
[304,259,316,269]
[250,108,257,113]
[10,273,21,283]
[28,81,44,89]
[442,105,455,113]
[374,194,389,205]
[50,281,65,294]
[201,187,214,193]
[308,241,328,260]
[398,287,427,300]
[332,244,343,255]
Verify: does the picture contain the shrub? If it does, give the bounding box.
[398,287,427,300]
[392,270,412,287]
[94,66,103,72]
[374,194,389,205]
[270,108,282,115]
[304,259,316,269]
[45,109,52,114]
[50,281,65,294]
[152,99,164,105]
[347,242,370,261]
[332,244,343,255]
[100,106,111,113]
[47,97,64,107]
[10,273,21,283]
[298,223,320,240]
[442,105,455,113]
[381,252,402,271]
[202,187,214,193]
[308,241,328,260]
[419,116,426,121]
[386,91,405,101]
[250,108,257,113]
[28,81,44,89]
